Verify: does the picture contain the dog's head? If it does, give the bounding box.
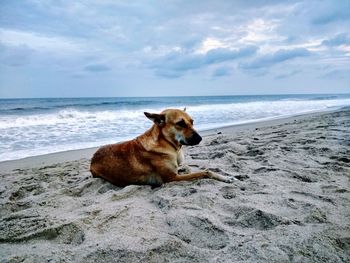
[144,108,202,146]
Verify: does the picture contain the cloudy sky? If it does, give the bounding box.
[0,0,349,98]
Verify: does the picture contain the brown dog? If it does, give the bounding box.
[90,108,233,186]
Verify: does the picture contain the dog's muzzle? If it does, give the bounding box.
[184,132,202,146]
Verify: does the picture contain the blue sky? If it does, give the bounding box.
[0,0,349,98]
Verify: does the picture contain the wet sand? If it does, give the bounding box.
[1,109,349,262]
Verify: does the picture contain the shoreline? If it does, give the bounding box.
[1,107,348,173]
[201,106,348,135]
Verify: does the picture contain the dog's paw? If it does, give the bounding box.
[205,170,236,183]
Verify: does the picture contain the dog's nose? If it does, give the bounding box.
[188,132,202,145]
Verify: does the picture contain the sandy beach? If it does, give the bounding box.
[0,109,349,262]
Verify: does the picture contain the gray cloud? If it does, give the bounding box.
[150,46,258,78]
[311,4,350,25]
[205,46,258,64]
[322,33,350,46]
[0,44,34,67]
[1,0,349,96]
[84,63,111,72]
[212,66,232,77]
[240,48,311,70]
[274,69,301,79]
[320,69,350,79]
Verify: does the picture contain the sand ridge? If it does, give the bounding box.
[0,109,349,262]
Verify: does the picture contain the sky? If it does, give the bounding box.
[0,0,349,98]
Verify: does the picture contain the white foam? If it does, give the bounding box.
[0,108,147,129]
[1,98,350,161]
[188,98,350,129]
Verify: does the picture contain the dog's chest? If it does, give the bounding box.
[177,149,184,166]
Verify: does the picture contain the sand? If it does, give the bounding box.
[0,109,349,262]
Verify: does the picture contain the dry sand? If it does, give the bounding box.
[0,109,349,262]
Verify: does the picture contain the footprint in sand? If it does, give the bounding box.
[9,183,45,201]
[223,206,291,230]
[166,214,229,250]
[220,186,237,199]
[304,207,328,224]
[0,213,84,245]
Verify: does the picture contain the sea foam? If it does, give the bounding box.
[0,95,349,161]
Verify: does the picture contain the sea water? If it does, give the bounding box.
[1,94,350,161]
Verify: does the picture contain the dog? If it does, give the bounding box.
[90,108,233,187]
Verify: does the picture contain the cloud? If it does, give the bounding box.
[0,43,34,67]
[312,12,349,25]
[240,48,311,69]
[154,69,183,78]
[322,33,350,46]
[320,69,350,79]
[274,69,301,79]
[84,63,111,72]
[240,18,282,44]
[0,28,83,53]
[0,27,93,69]
[212,66,232,77]
[205,46,258,64]
[150,45,257,78]
[1,0,350,96]
[312,7,350,25]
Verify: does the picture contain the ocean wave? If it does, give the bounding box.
[1,96,350,161]
[1,98,350,129]
[0,99,163,114]
[187,98,350,114]
[309,95,339,100]
[0,108,150,129]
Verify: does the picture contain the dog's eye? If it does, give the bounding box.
[176,119,187,128]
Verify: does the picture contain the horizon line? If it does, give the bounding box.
[1,92,350,100]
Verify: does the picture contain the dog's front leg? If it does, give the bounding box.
[205,170,236,183]
[167,170,234,183]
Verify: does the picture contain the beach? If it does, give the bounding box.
[0,108,349,262]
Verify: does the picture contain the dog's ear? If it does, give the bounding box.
[144,112,165,127]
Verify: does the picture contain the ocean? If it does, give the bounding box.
[1,94,350,162]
